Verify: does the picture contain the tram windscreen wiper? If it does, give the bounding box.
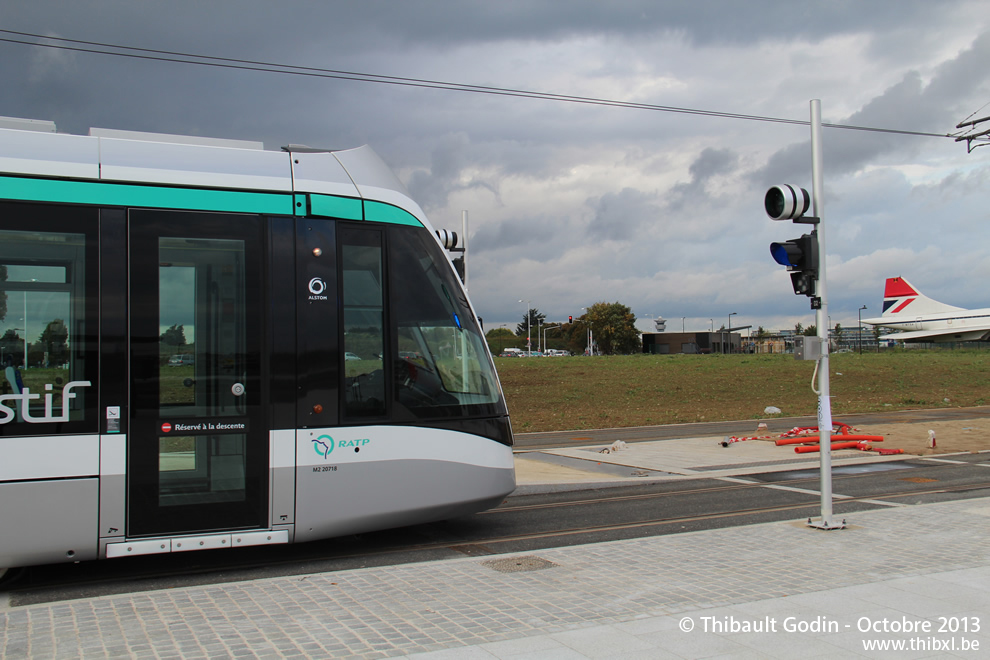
[440,282,463,331]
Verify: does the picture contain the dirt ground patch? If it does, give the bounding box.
[760,419,990,456]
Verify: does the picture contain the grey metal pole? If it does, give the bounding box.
[810,99,838,529]
[461,210,469,292]
[858,305,866,354]
[519,299,531,355]
[728,312,737,354]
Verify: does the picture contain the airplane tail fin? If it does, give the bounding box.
[881,277,963,317]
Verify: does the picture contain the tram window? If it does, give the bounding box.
[158,434,247,505]
[340,229,386,418]
[389,227,500,414]
[0,227,92,430]
[158,238,247,416]
[155,235,249,503]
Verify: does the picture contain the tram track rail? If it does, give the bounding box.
[491,474,862,513]
[460,480,990,548]
[489,458,987,513]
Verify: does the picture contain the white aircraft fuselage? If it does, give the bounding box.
[861,277,990,343]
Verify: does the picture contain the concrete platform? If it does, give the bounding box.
[514,435,914,491]
[2,438,989,659]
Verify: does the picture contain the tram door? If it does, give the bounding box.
[127,211,268,537]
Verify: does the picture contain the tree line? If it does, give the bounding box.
[487,301,641,356]
[0,319,69,368]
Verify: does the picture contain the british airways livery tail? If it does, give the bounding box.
[879,277,963,316]
[862,277,990,342]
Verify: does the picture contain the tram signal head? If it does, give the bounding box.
[765,185,811,221]
[770,232,818,297]
[452,255,465,283]
[435,229,459,250]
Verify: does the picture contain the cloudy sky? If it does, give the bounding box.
[2,1,989,335]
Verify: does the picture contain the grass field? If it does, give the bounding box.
[495,350,990,432]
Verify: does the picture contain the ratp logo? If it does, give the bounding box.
[313,434,334,458]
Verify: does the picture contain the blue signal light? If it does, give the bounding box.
[769,232,819,298]
[770,242,799,267]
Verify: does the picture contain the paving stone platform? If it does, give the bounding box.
[2,440,989,658]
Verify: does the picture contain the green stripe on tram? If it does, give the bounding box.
[0,176,294,215]
[363,200,422,227]
[1,176,425,226]
[307,194,363,220]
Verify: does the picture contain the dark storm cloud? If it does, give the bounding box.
[585,148,738,241]
[405,133,500,211]
[172,0,949,49]
[586,188,659,241]
[470,213,561,255]
[666,147,738,210]
[0,1,952,66]
[753,31,990,187]
[0,1,974,151]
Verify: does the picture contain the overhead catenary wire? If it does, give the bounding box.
[0,29,955,140]
[955,97,990,128]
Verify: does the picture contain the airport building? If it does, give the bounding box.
[643,326,880,355]
[642,331,741,355]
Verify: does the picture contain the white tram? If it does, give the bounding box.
[0,118,515,579]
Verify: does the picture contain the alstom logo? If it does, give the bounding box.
[308,277,328,301]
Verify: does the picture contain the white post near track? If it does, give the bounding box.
[810,99,840,530]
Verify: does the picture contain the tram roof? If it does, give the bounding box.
[0,118,430,228]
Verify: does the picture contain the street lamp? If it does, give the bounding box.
[23,292,28,369]
[858,305,867,354]
[727,312,737,354]
[5,326,24,369]
[581,307,592,356]
[542,324,560,354]
[518,299,531,355]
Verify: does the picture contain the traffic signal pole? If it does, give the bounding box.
[765,101,841,530]
[810,99,840,530]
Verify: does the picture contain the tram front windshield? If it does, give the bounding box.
[389,227,501,418]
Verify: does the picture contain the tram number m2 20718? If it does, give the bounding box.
[314,465,338,472]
